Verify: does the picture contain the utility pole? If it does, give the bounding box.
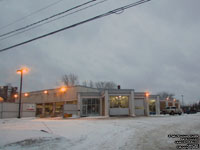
[181,95,184,106]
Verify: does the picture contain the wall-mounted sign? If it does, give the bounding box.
[26,104,35,111]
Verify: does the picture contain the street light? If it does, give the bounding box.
[59,86,67,103]
[16,67,29,118]
[145,91,150,98]
[145,91,150,116]
[43,90,48,94]
[181,95,184,106]
[24,93,29,97]
[14,94,18,98]
[60,86,67,92]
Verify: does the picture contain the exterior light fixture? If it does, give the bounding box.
[60,87,67,92]
[17,67,29,74]
[0,97,3,102]
[14,94,18,98]
[44,90,48,94]
[24,93,29,97]
[16,67,29,118]
[145,92,150,98]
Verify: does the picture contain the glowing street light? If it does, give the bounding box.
[43,90,48,94]
[145,92,150,98]
[24,93,29,97]
[17,68,28,74]
[14,94,18,98]
[60,86,67,92]
[0,97,3,102]
[16,67,29,119]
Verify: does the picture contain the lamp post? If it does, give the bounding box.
[145,91,150,116]
[17,68,28,118]
[181,95,184,106]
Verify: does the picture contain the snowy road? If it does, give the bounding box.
[0,113,200,150]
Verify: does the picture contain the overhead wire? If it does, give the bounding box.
[0,0,151,53]
[0,0,99,38]
[0,0,109,41]
[0,0,66,30]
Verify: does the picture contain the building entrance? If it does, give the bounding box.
[81,98,100,116]
[149,100,156,115]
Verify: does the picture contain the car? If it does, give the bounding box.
[162,106,182,115]
[186,108,197,114]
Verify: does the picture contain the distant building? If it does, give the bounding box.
[0,85,18,103]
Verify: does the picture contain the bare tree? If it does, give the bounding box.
[82,80,117,89]
[95,81,117,89]
[95,81,105,89]
[62,75,69,86]
[157,92,175,100]
[105,81,117,89]
[69,73,79,85]
[82,80,94,88]
[62,73,79,86]
[82,80,88,87]
[89,80,94,88]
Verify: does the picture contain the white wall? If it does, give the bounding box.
[109,108,129,116]
[135,99,145,116]
[0,103,36,119]
[63,104,78,116]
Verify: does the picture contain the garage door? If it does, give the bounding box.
[135,99,145,116]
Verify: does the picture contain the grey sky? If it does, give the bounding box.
[0,0,200,104]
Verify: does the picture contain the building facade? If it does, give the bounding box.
[18,86,180,117]
[0,85,18,103]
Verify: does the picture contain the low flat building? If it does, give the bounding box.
[18,86,179,117]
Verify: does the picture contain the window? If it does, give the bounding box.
[45,103,53,116]
[110,96,129,108]
[36,104,43,116]
[81,98,100,116]
[55,102,64,116]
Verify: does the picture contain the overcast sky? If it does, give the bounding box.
[0,0,200,104]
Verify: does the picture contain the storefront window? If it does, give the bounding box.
[81,98,100,116]
[45,103,53,116]
[110,96,129,108]
[55,102,64,116]
[36,103,43,116]
[149,99,156,114]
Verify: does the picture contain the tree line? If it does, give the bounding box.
[62,73,117,89]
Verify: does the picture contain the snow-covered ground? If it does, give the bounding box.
[0,113,200,150]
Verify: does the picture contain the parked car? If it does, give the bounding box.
[162,106,182,115]
[185,108,197,114]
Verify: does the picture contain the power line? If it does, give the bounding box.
[0,0,99,38]
[0,0,66,30]
[0,0,109,41]
[0,0,151,53]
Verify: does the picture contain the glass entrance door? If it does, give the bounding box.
[81,98,100,116]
